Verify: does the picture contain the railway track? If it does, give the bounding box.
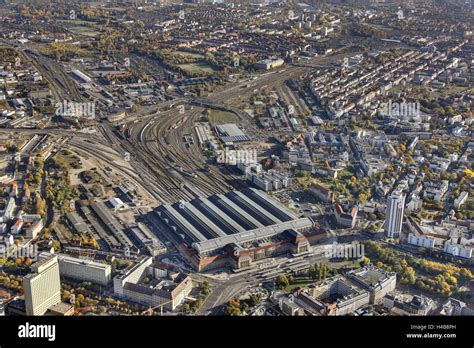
[94,63,317,204]
[114,103,236,204]
[144,108,230,197]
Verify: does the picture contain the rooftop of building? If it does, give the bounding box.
[56,254,111,271]
[155,188,312,255]
[347,265,396,290]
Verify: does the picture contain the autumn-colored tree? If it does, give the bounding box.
[225,298,241,316]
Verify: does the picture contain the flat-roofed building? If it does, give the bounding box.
[90,201,134,249]
[255,58,284,70]
[406,217,472,259]
[347,266,397,304]
[214,123,250,143]
[454,191,469,209]
[297,276,370,316]
[54,253,112,286]
[66,212,89,234]
[46,302,74,316]
[23,255,61,316]
[444,240,473,259]
[407,233,436,248]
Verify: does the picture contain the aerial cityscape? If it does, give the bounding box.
[0,0,473,325]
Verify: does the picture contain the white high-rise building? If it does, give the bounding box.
[23,255,61,316]
[385,192,405,238]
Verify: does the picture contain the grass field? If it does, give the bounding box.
[67,26,100,37]
[287,278,314,291]
[208,109,240,124]
[176,50,206,59]
[57,19,101,37]
[179,62,216,74]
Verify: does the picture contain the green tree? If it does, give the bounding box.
[249,294,262,307]
[275,275,289,290]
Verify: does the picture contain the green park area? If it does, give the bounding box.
[207,109,240,124]
[179,62,216,74]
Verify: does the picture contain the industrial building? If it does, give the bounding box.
[155,188,319,271]
[128,222,167,257]
[70,69,92,84]
[214,123,250,143]
[81,205,121,250]
[66,212,89,234]
[90,201,134,250]
[254,58,285,70]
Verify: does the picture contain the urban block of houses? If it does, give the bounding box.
[113,257,192,311]
[383,293,434,315]
[280,266,396,316]
[406,217,473,259]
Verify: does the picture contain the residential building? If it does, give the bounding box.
[334,204,358,228]
[407,233,436,249]
[25,219,43,239]
[454,191,468,209]
[11,218,23,234]
[3,197,15,222]
[384,294,434,315]
[309,183,334,203]
[444,240,473,259]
